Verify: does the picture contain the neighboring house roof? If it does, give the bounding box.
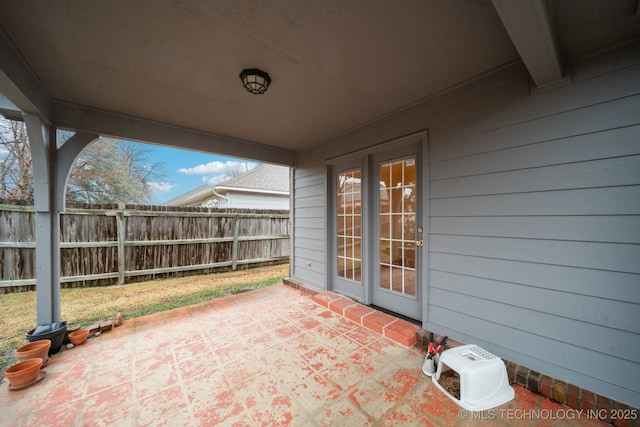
[162,185,213,207]
[162,164,290,206]
[215,164,289,195]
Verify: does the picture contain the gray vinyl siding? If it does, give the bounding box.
[291,42,640,407]
[427,44,640,406]
[224,192,289,210]
[292,162,327,288]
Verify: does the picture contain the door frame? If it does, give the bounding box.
[326,130,429,323]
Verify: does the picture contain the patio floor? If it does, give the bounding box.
[1,284,608,426]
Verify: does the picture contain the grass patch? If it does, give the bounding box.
[0,264,289,375]
[124,279,276,318]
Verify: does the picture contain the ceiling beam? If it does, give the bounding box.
[52,101,296,167]
[0,27,52,121]
[492,0,564,88]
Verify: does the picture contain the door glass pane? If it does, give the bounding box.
[404,213,415,239]
[380,240,390,264]
[337,169,362,283]
[379,156,417,296]
[404,158,416,186]
[346,260,354,280]
[391,241,403,266]
[353,260,362,282]
[380,214,390,238]
[391,161,403,187]
[391,214,403,240]
[404,186,416,213]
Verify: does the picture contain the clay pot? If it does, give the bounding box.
[15,340,51,363]
[68,329,89,346]
[4,358,42,388]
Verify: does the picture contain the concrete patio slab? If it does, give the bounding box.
[1,284,608,426]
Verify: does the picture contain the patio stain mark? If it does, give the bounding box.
[379,367,421,397]
[349,379,400,421]
[302,346,341,371]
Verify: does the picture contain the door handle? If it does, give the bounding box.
[416,240,424,247]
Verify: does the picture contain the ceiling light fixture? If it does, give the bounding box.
[239,68,271,94]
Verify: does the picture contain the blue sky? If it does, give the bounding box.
[142,143,259,205]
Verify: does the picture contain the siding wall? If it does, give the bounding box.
[292,42,640,407]
[292,165,327,288]
[226,192,290,210]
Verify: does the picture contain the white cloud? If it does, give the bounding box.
[148,182,175,194]
[177,160,258,175]
[178,161,225,175]
[202,175,231,185]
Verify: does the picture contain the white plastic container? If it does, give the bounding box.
[433,344,514,411]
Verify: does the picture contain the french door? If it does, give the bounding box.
[330,136,425,321]
[371,146,422,320]
[332,166,367,301]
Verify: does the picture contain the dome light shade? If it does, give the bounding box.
[239,68,271,94]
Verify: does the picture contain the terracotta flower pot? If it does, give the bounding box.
[68,329,89,346]
[15,340,51,363]
[4,358,42,389]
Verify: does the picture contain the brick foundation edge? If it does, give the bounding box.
[283,277,320,296]
[284,278,638,425]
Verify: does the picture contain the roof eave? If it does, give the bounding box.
[214,186,289,196]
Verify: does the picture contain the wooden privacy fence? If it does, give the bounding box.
[0,202,290,294]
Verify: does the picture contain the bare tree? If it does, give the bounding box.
[0,117,166,204]
[66,138,166,204]
[0,119,33,201]
[224,161,252,178]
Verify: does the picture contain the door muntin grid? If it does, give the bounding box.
[379,157,416,297]
[337,169,362,283]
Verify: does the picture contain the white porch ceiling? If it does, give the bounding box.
[0,0,638,164]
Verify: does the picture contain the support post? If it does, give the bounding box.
[231,216,240,271]
[24,113,58,324]
[25,112,98,324]
[116,204,126,285]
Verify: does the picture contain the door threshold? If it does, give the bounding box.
[369,305,421,326]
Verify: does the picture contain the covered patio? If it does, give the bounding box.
[1,284,608,426]
[1,0,639,417]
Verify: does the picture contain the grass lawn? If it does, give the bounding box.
[0,263,289,375]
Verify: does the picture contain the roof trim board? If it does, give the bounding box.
[52,101,296,166]
[214,186,289,196]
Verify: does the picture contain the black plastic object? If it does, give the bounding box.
[26,321,67,355]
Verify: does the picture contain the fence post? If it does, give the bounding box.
[116,204,126,285]
[231,215,240,270]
